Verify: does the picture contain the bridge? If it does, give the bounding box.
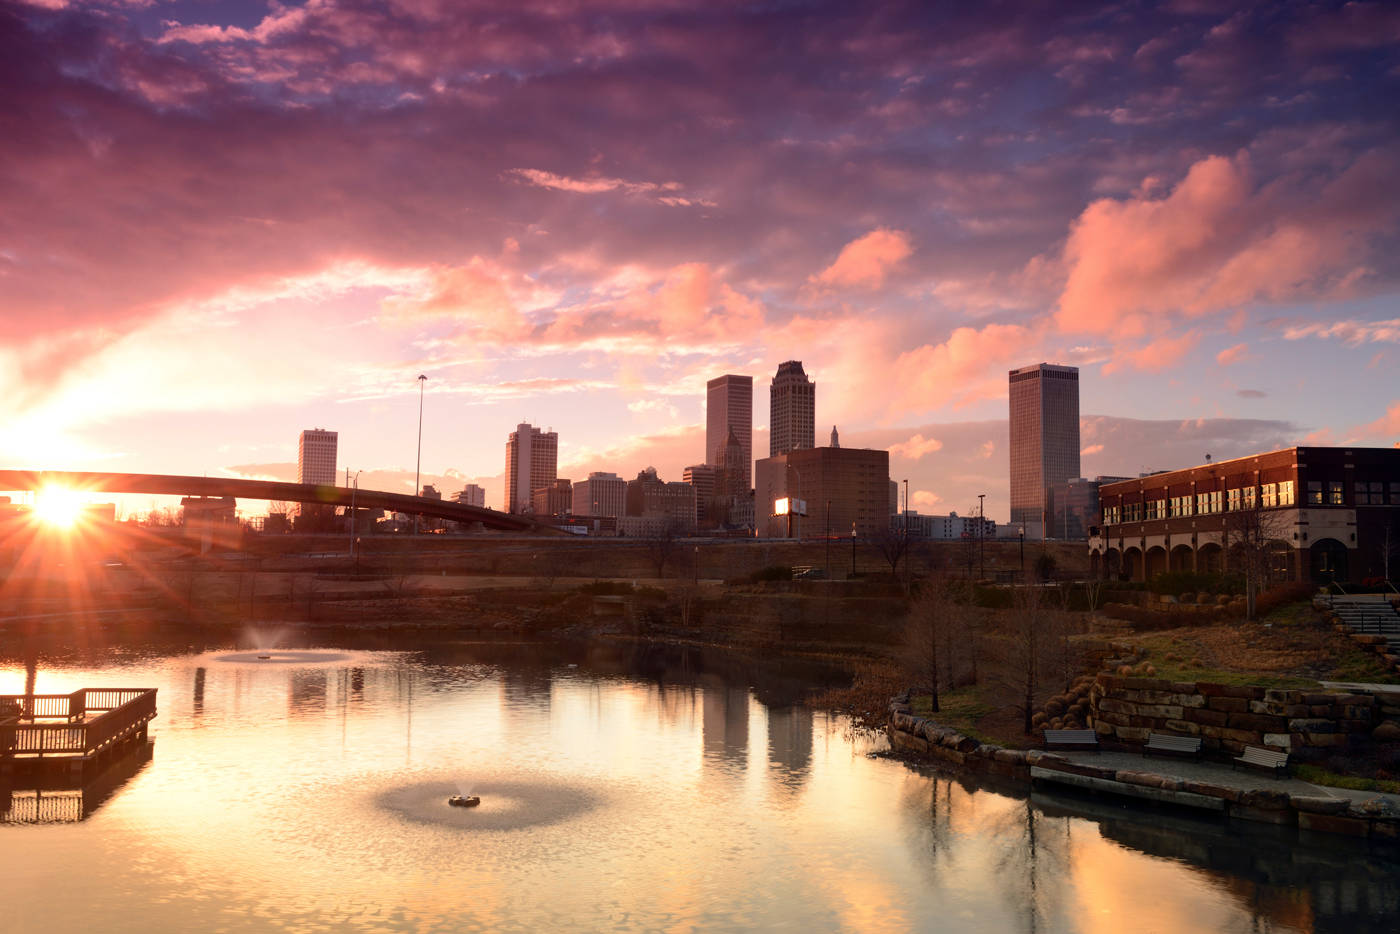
[0,470,556,533]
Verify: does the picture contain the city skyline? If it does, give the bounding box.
[1,1,1398,523]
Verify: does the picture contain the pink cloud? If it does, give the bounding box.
[892,322,1038,410]
[1080,443,1104,456]
[1281,318,1400,345]
[1353,401,1400,443]
[812,229,912,288]
[911,489,942,509]
[1215,342,1249,365]
[889,433,943,460]
[1101,330,1201,374]
[1053,148,1400,339]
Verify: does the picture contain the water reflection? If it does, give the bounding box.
[1,631,1398,932]
[1,739,153,824]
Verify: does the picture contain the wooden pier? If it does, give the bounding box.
[0,688,157,777]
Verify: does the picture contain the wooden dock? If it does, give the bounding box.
[0,688,157,777]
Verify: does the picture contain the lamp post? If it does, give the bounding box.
[786,462,802,540]
[824,499,831,580]
[1019,525,1025,577]
[977,492,985,581]
[413,374,426,535]
[851,520,856,578]
[349,469,363,567]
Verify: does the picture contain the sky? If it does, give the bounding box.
[2,0,1398,522]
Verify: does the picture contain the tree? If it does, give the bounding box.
[871,523,911,584]
[905,579,953,712]
[644,519,687,579]
[1222,504,1295,619]
[991,586,1077,736]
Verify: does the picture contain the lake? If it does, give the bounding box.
[2,630,1398,932]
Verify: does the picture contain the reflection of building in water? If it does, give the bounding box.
[765,705,813,786]
[500,666,553,714]
[193,666,206,717]
[290,670,327,713]
[350,668,364,702]
[701,680,749,765]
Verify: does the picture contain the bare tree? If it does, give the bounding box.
[905,579,953,712]
[644,519,687,579]
[1223,504,1295,619]
[991,586,1076,736]
[871,523,911,584]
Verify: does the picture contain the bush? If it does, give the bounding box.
[577,580,636,596]
[1254,581,1317,617]
[1147,570,1243,596]
[749,565,794,583]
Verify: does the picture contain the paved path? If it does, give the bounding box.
[1060,750,1400,808]
[1320,680,1400,692]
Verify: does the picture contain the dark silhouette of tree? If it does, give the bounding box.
[872,523,911,583]
[1223,504,1294,619]
[645,519,687,578]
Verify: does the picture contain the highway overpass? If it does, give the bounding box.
[0,470,556,533]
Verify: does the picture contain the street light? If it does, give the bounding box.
[413,374,427,534]
[349,469,363,567]
[1019,525,1025,577]
[977,492,986,581]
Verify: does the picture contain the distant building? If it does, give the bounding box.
[769,361,815,456]
[755,446,889,539]
[890,480,900,516]
[625,467,697,532]
[572,471,626,518]
[1090,446,1400,583]
[1008,363,1079,539]
[830,425,840,448]
[297,429,338,486]
[707,374,753,489]
[684,464,716,526]
[531,479,573,517]
[454,484,486,508]
[899,511,996,540]
[505,423,558,514]
[1046,476,1129,541]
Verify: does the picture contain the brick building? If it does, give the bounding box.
[1089,446,1400,583]
[754,446,890,539]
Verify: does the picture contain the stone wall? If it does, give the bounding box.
[1090,675,1399,762]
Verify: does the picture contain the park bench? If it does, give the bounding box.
[1042,729,1099,752]
[1233,745,1289,778]
[1143,732,1202,759]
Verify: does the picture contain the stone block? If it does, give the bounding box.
[1199,683,1261,699]
[1094,721,1115,736]
[1290,795,1350,815]
[1335,693,1377,705]
[1264,689,1301,704]
[1096,698,1135,716]
[1303,693,1335,706]
[1116,726,1150,743]
[1289,718,1338,733]
[1228,712,1288,733]
[1175,693,1206,708]
[1135,704,1185,719]
[1163,719,1201,735]
[1120,677,1174,691]
[1248,700,1271,715]
[1185,708,1229,727]
[1284,705,1311,717]
[1303,732,1346,747]
[1309,705,1332,717]
[1183,780,1240,801]
[993,748,1027,765]
[1239,788,1292,810]
[1170,682,1197,694]
[1262,733,1292,749]
[1096,711,1131,727]
[1208,696,1249,713]
[1298,812,1371,838]
[1216,727,1262,744]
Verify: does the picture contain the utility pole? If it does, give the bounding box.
[851,520,856,578]
[824,500,831,580]
[413,374,427,535]
[903,479,910,590]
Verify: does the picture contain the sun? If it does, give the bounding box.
[34,485,86,529]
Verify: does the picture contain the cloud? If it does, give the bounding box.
[1353,401,1400,443]
[892,322,1039,410]
[889,434,943,460]
[507,169,713,207]
[1080,443,1104,456]
[1216,342,1249,365]
[911,489,942,509]
[811,229,912,289]
[1101,330,1201,374]
[1053,148,1400,339]
[1280,318,1400,345]
[1236,388,1267,399]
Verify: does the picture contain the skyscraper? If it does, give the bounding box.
[297,429,338,486]
[706,374,752,489]
[1008,363,1080,539]
[769,361,815,456]
[505,423,558,513]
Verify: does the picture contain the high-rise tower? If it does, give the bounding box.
[769,361,815,456]
[505,423,558,514]
[297,429,338,486]
[706,374,752,490]
[1008,363,1080,539]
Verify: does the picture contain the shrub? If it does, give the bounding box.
[1254,581,1318,617]
[749,565,793,583]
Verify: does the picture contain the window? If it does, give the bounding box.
[1146,499,1165,520]
[1243,486,1257,509]
[1227,488,1242,512]
[1307,480,1323,505]
[1103,505,1121,525]
[1392,482,1400,505]
[1196,491,1222,514]
[1328,481,1344,505]
[1279,480,1295,506]
[1261,483,1277,508]
[1170,495,1193,517]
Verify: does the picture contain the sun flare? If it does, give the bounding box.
[34,485,86,529]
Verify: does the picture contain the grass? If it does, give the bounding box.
[909,686,1013,747]
[1293,764,1400,796]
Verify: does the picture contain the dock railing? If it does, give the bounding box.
[1,688,156,758]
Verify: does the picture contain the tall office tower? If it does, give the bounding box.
[706,374,753,489]
[573,471,626,518]
[769,361,815,456]
[504,422,558,514]
[297,429,338,485]
[1008,363,1080,539]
